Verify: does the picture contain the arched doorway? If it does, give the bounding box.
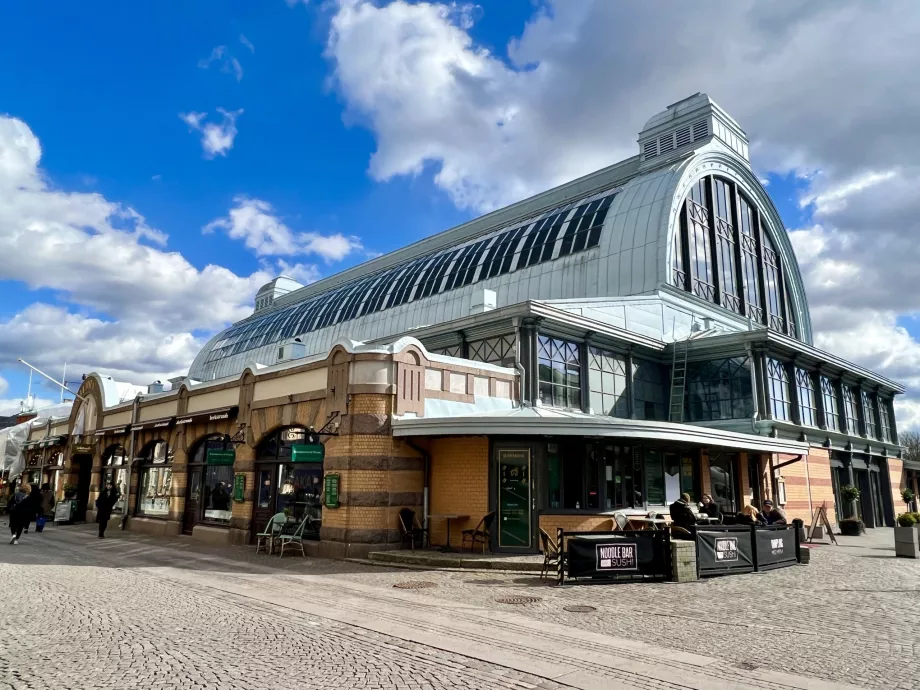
[184,434,234,535]
[252,426,324,541]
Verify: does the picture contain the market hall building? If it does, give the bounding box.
[56,94,907,557]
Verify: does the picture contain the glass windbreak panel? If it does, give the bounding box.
[644,448,665,506]
[588,346,628,418]
[767,358,791,421]
[821,377,840,431]
[139,467,172,517]
[633,359,667,421]
[709,454,737,514]
[547,445,561,509]
[796,368,817,427]
[686,357,754,421]
[538,335,582,409]
[276,464,323,530]
[202,465,234,523]
[664,452,682,505]
[862,391,879,439]
[842,385,860,433]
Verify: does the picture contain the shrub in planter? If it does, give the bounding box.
[903,488,916,505]
[897,513,917,527]
[839,518,865,536]
[840,484,860,503]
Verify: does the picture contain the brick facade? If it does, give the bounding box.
[428,436,489,548]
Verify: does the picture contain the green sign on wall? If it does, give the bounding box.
[233,473,245,503]
[207,449,236,466]
[498,449,531,549]
[292,443,325,463]
[324,473,340,508]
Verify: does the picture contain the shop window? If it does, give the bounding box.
[137,440,171,518]
[601,444,639,510]
[547,444,561,509]
[633,359,667,421]
[767,358,791,421]
[709,454,738,514]
[821,376,840,431]
[796,368,817,427]
[680,454,698,502]
[101,444,128,514]
[189,434,235,525]
[537,335,581,409]
[587,346,628,418]
[686,357,754,421]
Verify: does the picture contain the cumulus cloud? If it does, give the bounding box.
[204,196,363,262]
[180,108,243,158]
[198,45,243,81]
[0,114,278,385]
[324,0,920,427]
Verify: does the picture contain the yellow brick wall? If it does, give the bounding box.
[769,449,836,527]
[429,436,489,547]
[538,515,613,542]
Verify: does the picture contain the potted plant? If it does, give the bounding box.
[838,485,864,536]
[63,484,78,499]
[902,488,917,512]
[895,512,920,558]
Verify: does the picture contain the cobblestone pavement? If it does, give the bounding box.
[0,523,901,689]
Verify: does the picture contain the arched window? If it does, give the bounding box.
[712,179,740,313]
[186,434,234,530]
[137,440,171,518]
[101,444,128,514]
[795,368,817,427]
[767,359,791,421]
[737,195,763,323]
[686,179,715,302]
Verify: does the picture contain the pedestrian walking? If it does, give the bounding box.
[9,484,41,545]
[40,483,55,518]
[95,482,119,539]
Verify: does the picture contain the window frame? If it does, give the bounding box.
[767,358,792,421]
[795,368,818,428]
[537,335,582,410]
[820,376,840,431]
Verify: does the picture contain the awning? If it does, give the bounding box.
[22,440,41,449]
[175,406,238,426]
[393,406,811,455]
[39,435,68,448]
[94,424,131,437]
[131,417,174,432]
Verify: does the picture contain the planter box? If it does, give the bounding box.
[839,520,865,536]
[895,526,920,559]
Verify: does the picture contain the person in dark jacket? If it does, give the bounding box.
[736,504,762,526]
[759,499,787,525]
[699,494,720,518]
[669,492,697,533]
[9,484,41,544]
[95,482,119,539]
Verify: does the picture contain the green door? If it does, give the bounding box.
[498,449,531,549]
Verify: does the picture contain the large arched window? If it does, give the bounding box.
[673,175,797,338]
[137,440,171,518]
[185,434,234,530]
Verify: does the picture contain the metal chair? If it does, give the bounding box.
[255,512,287,555]
[612,512,630,531]
[539,528,559,580]
[398,507,428,550]
[277,514,311,558]
[461,511,495,553]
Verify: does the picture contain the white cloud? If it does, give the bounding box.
[0,375,7,397]
[240,34,255,54]
[0,397,56,417]
[0,114,277,385]
[204,196,363,262]
[198,45,243,81]
[180,108,243,158]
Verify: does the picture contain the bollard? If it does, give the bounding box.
[669,539,698,582]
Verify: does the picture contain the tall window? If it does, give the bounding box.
[879,398,893,442]
[587,347,628,418]
[686,357,754,421]
[671,221,686,289]
[633,359,667,421]
[538,335,581,409]
[821,376,840,431]
[763,234,785,332]
[189,435,235,525]
[101,444,128,514]
[796,368,817,427]
[862,391,878,439]
[713,179,740,313]
[138,440,172,518]
[767,358,791,421]
[737,196,763,323]
[468,335,516,367]
[687,179,715,302]
[842,385,860,434]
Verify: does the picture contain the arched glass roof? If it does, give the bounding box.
[201,187,619,368]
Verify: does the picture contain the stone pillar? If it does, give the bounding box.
[228,443,255,545]
[670,540,698,582]
[167,446,187,536]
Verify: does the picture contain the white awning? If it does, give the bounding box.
[392,406,810,455]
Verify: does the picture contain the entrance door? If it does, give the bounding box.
[869,471,885,528]
[73,455,92,521]
[497,449,532,550]
[183,467,203,534]
[251,464,278,542]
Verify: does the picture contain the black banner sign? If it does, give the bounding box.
[696,527,754,576]
[565,531,668,581]
[753,526,798,571]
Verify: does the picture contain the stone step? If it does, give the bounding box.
[367,550,543,571]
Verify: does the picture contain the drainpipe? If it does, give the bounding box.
[803,451,814,518]
[120,394,141,530]
[746,343,761,435]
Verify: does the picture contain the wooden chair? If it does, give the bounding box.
[398,507,428,550]
[255,512,286,555]
[539,528,559,581]
[670,525,693,540]
[461,511,495,554]
[277,514,311,558]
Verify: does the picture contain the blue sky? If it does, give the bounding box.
[2,1,919,426]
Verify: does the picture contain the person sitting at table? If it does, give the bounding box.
[669,493,697,530]
[735,504,762,526]
[759,499,787,525]
[699,494,720,519]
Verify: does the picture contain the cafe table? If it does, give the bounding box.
[430,514,469,553]
[626,516,669,530]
